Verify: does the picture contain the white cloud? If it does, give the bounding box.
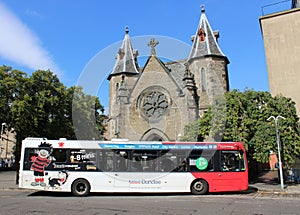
[0,2,62,76]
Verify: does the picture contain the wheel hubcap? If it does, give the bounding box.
[77,183,86,193]
[195,182,203,191]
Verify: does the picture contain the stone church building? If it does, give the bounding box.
[107,7,229,141]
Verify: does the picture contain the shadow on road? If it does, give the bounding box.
[28,187,257,198]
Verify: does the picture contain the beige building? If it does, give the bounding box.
[259,0,300,115]
[0,126,16,164]
[107,7,229,141]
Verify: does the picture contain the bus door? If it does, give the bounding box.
[21,147,55,189]
[112,150,131,188]
[114,150,162,190]
[113,173,131,188]
[214,150,247,191]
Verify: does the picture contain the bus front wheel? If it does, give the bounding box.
[71,179,90,197]
[191,179,208,195]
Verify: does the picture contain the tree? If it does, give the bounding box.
[0,66,106,161]
[0,66,29,158]
[10,70,68,140]
[181,89,300,167]
[71,86,105,140]
[0,66,28,127]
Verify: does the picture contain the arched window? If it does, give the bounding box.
[201,68,207,92]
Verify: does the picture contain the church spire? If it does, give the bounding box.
[188,6,225,60]
[108,26,139,79]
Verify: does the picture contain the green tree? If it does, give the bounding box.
[0,66,106,160]
[0,66,28,128]
[181,89,300,167]
[71,86,105,140]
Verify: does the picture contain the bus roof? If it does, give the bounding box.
[22,138,244,151]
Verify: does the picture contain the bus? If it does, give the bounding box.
[19,138,248,196]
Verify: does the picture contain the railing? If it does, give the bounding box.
[261,0,292,16]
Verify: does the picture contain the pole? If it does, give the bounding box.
[0,123,5,159]
[267,116,285,190]
[5,132,8,160]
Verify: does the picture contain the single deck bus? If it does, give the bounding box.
[19,138,248,196]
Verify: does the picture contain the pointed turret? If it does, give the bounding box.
[187,6,229,115]
[188,6,225,59]
[108,27,139,80]
[108,27,139,139]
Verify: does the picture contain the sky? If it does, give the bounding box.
[0,0,293,112]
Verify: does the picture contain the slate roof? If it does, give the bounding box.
[109,6,226,85]
[165,59,187,89]
[108,27,139,79]
[188,6,225,59]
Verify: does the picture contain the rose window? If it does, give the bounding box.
[141,91,168,120]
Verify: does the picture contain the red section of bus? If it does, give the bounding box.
[191,172,248,193]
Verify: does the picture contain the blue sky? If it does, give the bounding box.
[0,0,293,111]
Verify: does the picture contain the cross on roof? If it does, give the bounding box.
[147,38,159,56]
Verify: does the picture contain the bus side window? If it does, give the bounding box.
[188,150,215,172]
[161,158,174,172]
[104,151,114,171]
[160,150,184,172]
[106,156,113,171]
[132,156,143,171]
[221,151,245,172]
[23,148,38,170]
[131,150,158,172]
[116,157,127,171]
[176,159,187,172]
[114,150,128,171]
[53,149,67,162]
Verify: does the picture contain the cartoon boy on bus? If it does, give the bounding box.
[30,142,55,187]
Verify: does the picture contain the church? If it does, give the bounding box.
[107,6,229,141]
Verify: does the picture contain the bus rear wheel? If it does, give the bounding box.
[191,179,208,195]
[71,179,90,197]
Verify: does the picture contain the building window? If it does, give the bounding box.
[201,68,207,92]
[141,91,169,121]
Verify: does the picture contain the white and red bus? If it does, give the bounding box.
[19,138,248,196]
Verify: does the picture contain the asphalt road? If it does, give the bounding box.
[0,189,300,215]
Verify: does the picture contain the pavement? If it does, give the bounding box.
[249,170,300,194]
[1,169,300,195]
[0,170,19,190]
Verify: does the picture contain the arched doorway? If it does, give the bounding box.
[145,134,163,141]
[140,128,169,141]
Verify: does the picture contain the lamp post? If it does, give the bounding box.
[267,115,285,189]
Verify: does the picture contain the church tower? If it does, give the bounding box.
[106,7,229,141]
[107,27,139,139]
[188,6,229,114]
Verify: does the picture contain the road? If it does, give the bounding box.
[0,189,300,215]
